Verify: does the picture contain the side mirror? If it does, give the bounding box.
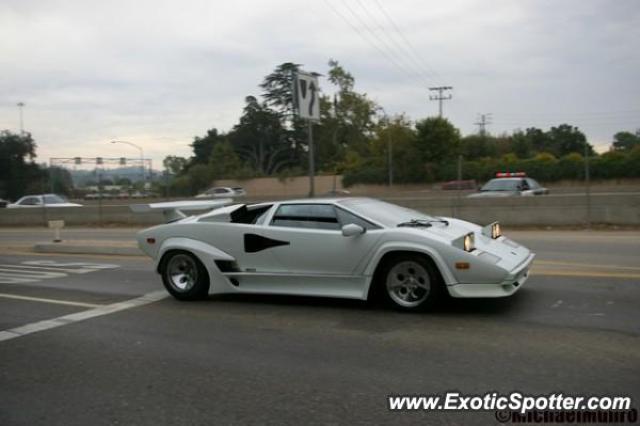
[342,223,365,237]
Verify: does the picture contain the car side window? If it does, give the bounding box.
[271,204,340,230]
[20,197,40,205]
[519,179,530,190]
[526,178,539,189]
[213,188,229,194]
[335,207,380,230]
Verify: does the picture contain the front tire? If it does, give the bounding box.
[380,254,443,311]
[160,251,210,300]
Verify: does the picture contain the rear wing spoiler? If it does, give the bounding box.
[130,199,233,222]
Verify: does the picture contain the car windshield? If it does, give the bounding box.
[338,198,435,227]
[480,179,520,191]
[43,194,67,204]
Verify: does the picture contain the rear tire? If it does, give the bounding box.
[379,254,443,312]
[160,250,210,300]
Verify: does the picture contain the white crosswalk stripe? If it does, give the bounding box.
[0,261,119,285]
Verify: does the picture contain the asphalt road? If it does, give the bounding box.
[0,235,639,425]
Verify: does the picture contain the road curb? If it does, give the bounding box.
[33,242,142,256]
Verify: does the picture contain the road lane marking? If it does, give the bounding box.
[22,260,119,269]
[0,275,38,284]
[533,269,640,279]
[0,268,67,279]
[536,260,640,271]
[0,293,102,308]
[0,290,167,343]
[0,261,120,285]
[0,264,100,274]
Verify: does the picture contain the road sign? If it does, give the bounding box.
[295,72,320,121]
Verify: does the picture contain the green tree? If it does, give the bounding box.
[115,177,132,186]
[186,164,213,194]
[209,141,246,179]
[511,131,533,158]
[190,128,226,165]
[375,115,422,183]
[260,62,301,118]
[547,124,591,157]
[163,155,188,175]
[328,59,377,154]
[260,62,318,172]
[612,130,640,151]
[414,117,461,164]
[0,130,42,200]
[46,167,74,195]
[523,127,550,154]
[229,96,290,175]
[461,134,498,159]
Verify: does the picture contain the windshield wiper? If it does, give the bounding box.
[398,218,449,228]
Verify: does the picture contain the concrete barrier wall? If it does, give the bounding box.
[0,206,165,227]
[214,175,640,197]
[1,194,638,227]
[389,194,640,226]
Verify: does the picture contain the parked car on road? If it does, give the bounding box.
[467,173,548,198]
[8,194,82,208]
[132,197,534,311]
[195,186,246,199]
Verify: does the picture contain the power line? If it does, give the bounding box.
[352,0,435,85]
[322,0,425,86]
[496,108,640,118]
[370,0,443,83]
[339,0,421,84]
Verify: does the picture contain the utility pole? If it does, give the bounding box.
[584,142,591,229]
[428,86,453,117]
[380,108,394,186]
[16,102,25,134]
[387,128,393,186]
[308,121,315,197]
[474,113,492,136]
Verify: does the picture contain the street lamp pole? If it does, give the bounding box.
[110,140,145,188]
[380,107,393,186]
[17,102,25,134]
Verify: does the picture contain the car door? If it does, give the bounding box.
[261,203,383,276]
[19,196,43,207]
[190,205,281,274]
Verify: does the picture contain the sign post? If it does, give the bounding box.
[294,70,321,197]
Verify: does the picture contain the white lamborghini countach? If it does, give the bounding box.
[133,198,534,311]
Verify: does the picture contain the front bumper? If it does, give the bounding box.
[446,253,535,298]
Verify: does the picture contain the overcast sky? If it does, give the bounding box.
[1,0,638,168]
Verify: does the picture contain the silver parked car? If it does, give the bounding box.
[195,186,246,199]
[8,194,82,208]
